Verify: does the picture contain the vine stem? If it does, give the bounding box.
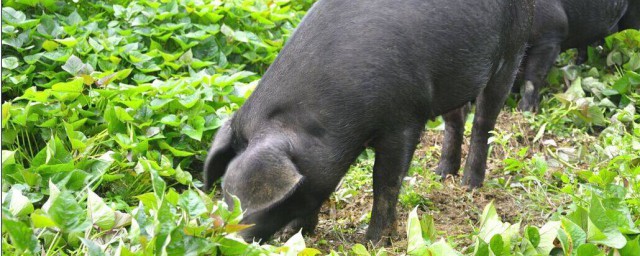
[45,232,61,256]
[545,147,580,170]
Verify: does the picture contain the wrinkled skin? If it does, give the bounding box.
[435,0,640,184]
[518,0,640,112]
[204,0,534,243]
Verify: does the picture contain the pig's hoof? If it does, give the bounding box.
[463,184,482,191]
[462,178,483,190]
[285,216,318,236]
[464,184,481,191]
[282,225,315,237]
[464,183,482,191]
[517,100,538,113]
[363,234,392,247]
[364,226,396,246]
[434,164,459,179]
[517,102,530,112]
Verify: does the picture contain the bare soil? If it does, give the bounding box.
[273,111,583,254]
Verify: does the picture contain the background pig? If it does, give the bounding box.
[204,0,534,243]
[518,0,640,112]
[436,0,640,182]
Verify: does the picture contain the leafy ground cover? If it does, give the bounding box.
[2,0,639,255]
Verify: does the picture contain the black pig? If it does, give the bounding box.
[519,0,640,112]
[204,0,534,243]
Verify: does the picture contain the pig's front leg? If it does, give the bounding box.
[365,126,422,243]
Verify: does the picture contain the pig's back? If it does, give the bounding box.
[559,0,627,49]
[236,0,531,140]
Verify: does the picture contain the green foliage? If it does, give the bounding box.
[407,195,640,256]
[2,0,640,255]
[1,0,316,254]
[1,0,312,98]
[406,207,461,256]
[2,177,316,255]
[543,29,640,129]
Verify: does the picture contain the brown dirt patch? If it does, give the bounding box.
[270,110,582,253]
[297,177,552,254]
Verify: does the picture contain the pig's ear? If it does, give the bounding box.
[223,145,303,212]
[203,121,236,191]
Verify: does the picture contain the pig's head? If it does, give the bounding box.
[204,122,308,242]
[223,139,307,240]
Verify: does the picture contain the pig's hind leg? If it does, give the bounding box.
[463,50,526,188]
[365,125,423,243]
[518,41,563,112]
